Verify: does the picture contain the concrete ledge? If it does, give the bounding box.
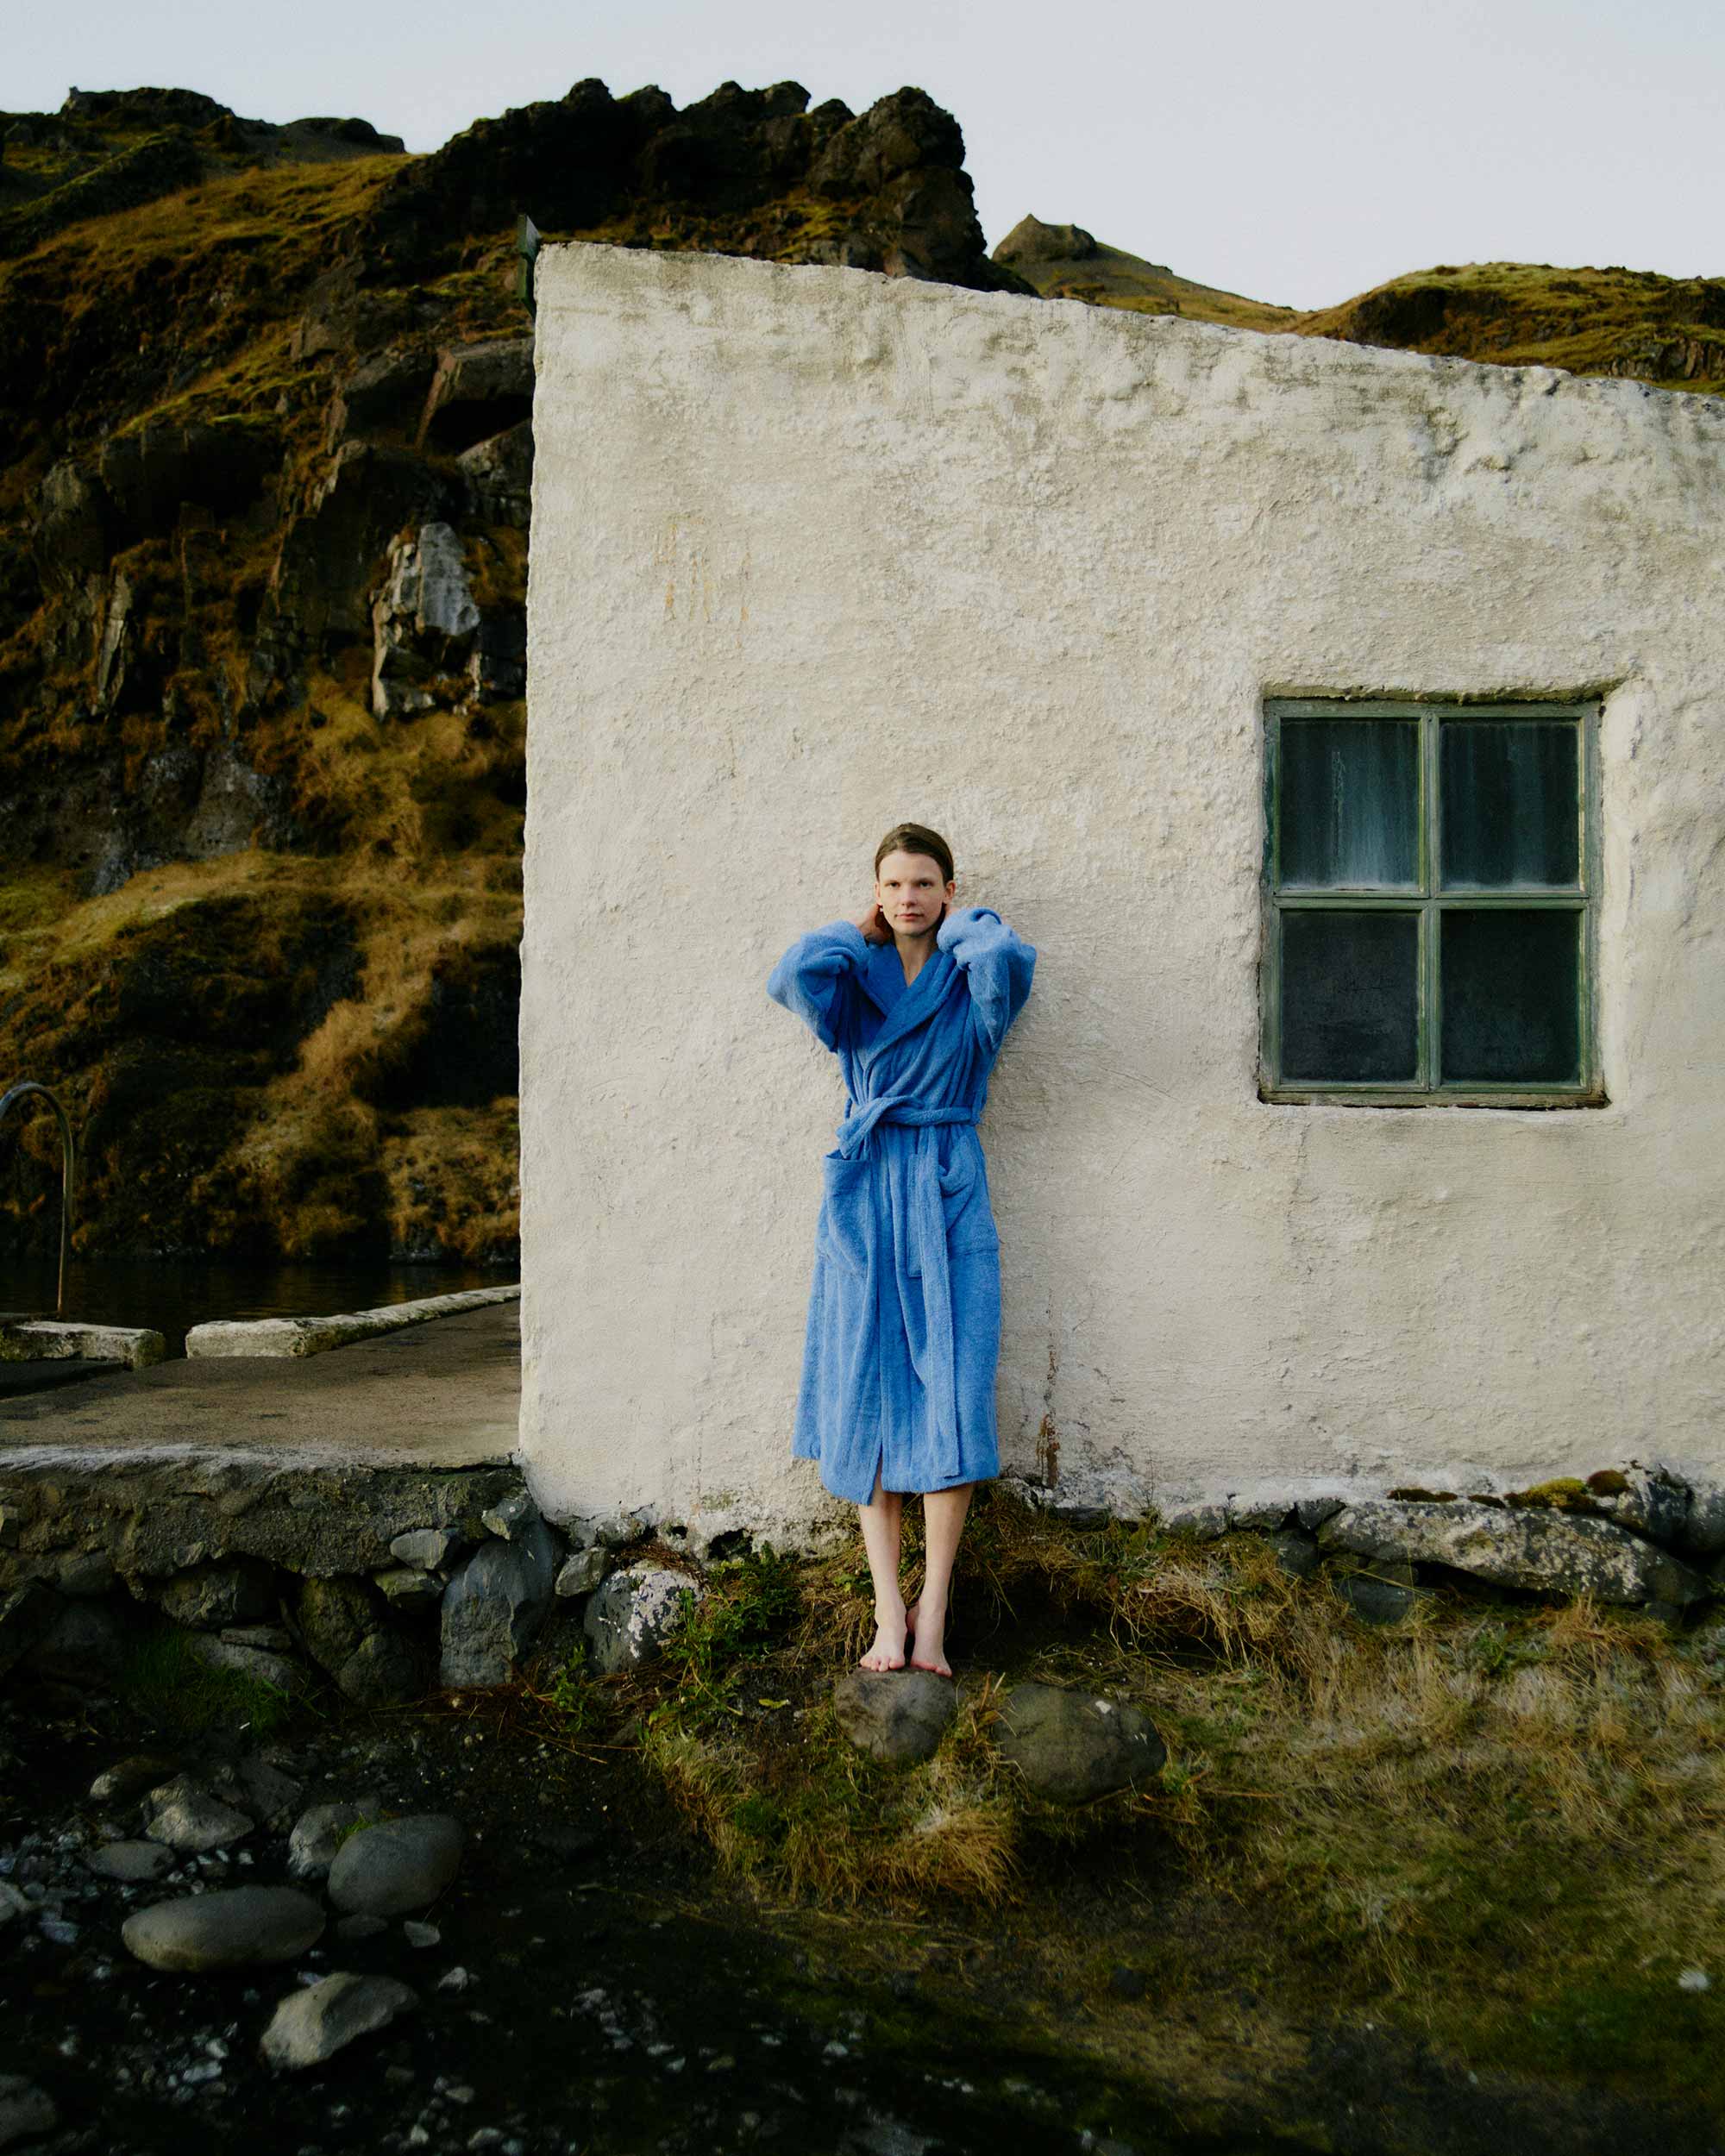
[0,1319,166,1370]
[185,1285,520,1360]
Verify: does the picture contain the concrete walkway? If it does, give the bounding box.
[0,1301,519,1469]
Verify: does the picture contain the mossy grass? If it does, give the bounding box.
[117,1620,300,1739]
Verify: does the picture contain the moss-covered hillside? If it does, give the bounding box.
[994,215,1725,396]
[0,79,1015,1263]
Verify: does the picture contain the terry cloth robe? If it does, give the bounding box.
[767,906,1037,1505]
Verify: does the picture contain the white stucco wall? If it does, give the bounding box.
[520,240,1725,1548]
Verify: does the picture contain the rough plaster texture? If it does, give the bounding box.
[521,240,1725,1548]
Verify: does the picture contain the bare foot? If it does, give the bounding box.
[858,1607,907,1672]
[907,1601,952,1677]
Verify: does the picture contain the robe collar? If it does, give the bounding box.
[859,941,961,1065]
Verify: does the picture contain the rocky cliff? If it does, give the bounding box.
[0,78,1013,1263]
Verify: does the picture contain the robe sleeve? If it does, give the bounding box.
[767,919,870,1053]
[937,906,1037,1056]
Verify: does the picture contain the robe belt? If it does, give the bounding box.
[835,1095,976,1484]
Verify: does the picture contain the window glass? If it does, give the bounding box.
[1280,718,1421,887]
[1280,911,1420,1082]
[1440,721,1579,887]
[1440,909,1580,1082]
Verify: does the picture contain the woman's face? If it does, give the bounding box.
[875,849,955,935]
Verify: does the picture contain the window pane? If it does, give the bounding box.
[1280,719,1420,887]
[1440,721,1579,887]
[1280,911,1420,1082]
[1440,910,1580,1083]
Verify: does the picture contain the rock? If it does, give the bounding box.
[992,215,1099,266]
[456,419,533,529]
[831,1669,957,1765]
[807,86,963,199]
[326,348,438,448]
[1269,1527,1320,1580]
[0,1883,30,1927]
[186,1634,304,1695]
[370,521,481,718]
[289,1797,382,1882]
[122,1885,325,1971]
[0,1583,56,1681]
[90,1753,178,1804]
[1295,1498,1346,1530]
[260,1971,417,2070]
[336,1913,388,1941]
[267,442,451,642]
[1585,1466,1689,1545]
[1319,1499,1706,1606]
[1228,1500,1291,1532]
[0,2076,56,2147]
[327,1814,462,1917]
[336,1629,428,1708]
[156,1561,275,1631]
[390,1528,461,1571]
[1678,1481,1725,1560]
[239,1756,304,1827]
[57,1550,116,1597]
[375,1567,446,1611]
[1159,1504,1228,1541]
[28,1597,129,1684]
[401,1920,440,1948]
[480,1489,540,1542]
[86,1839,176,1883]
[1333,1558,1417,1626]
[555,1548,609,1598]
[441,1520,557,1686]
[581,1564,701,1676]
[296,1574,380,1677]
[145,1778,254,1854]
[996,1683,1166,1803]
[416,337,535,454]
[222,1623,295,1651]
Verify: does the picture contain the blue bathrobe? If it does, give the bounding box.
[768,906,1037,1504]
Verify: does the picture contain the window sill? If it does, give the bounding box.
[1258,1086,1609,1110]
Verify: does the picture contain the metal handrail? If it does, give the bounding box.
[0,1081,75,1317]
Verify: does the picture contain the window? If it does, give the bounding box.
[1260,699,1601,1105]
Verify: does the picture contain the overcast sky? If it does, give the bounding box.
[16,0,1722,310]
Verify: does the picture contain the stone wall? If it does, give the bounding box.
[521,241,1725,1547]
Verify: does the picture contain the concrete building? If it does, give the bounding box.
[520,240,1725,1549]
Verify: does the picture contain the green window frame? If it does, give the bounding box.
[1260,698,1603,1106]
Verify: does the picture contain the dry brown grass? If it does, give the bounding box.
[592,1493,1725,2096]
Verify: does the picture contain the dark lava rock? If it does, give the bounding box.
[260,1971,418,2069]
[831,1668,957,1765]
[1333,1559,1418,1626]
[441,1520,556,1686]
[994,1681,1166,1803]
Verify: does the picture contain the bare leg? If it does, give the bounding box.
[909,1482,972,1677]
[856,1463,907,1671]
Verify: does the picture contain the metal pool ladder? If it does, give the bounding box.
[0,1081,75,1316]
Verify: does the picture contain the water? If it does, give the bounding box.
[0,1254,509,1357]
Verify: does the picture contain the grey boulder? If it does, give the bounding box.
[156,1561,274,1631]
[995,1682,1166,1804]
[832,1669,957,1765]
[122,1885,324,1971]
[186,1634,304,1695]
[288,1796,381,1882]
[440,1520,557,1686]
[1320,1499,1705,1605]
[28,1597,129,1685]
[555,1547,609,1598]
[1334,1558,1418,1625]
[0,2076,57,2147]
[479,1488,540,1541]
[389,1527,461,1571]
[582,1564,700,1675]
[327,1814,462,1916]
[259,1971,417,2070]
[145,1777,254,1853]
[336,1629,427,1708]
[86,1839,176,1883]
[90,1754,178,1804]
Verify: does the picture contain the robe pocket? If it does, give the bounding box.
[909,1144,1000,1275]
[818,1149,872,1276]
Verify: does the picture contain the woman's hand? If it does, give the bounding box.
[855,899,892,944]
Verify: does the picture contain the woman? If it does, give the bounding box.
[768,823,1036,1678]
